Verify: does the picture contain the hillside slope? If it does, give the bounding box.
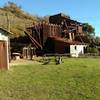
[0,2,40,37]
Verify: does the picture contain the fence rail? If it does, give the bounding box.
[43,53,100,57]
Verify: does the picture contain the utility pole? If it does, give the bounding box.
[5,12,11,62]
[6,12,10,32]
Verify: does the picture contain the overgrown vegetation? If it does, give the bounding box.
[83,23,95,36]
[0,2,43,37]
[86,47,99,54]
[0,58,100,100]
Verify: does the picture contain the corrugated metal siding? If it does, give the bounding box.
[0,41,8,69]
[42,23,61,45]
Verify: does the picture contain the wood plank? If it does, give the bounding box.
[0,41,8,69]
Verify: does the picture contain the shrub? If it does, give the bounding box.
[86,47,99,54]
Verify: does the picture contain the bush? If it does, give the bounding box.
[86,47,99,54]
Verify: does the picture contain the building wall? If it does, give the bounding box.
[70,45,85,57]
[44,37,70,54]
[0,33,8,41]
[0,32,9,70]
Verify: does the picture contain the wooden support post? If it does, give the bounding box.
[69,33,72,41]
[72,33,75,40]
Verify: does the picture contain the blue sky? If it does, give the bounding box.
[0,0,100,37]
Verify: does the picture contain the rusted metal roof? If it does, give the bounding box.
[49,36,85,45]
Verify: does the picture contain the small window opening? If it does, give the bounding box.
[74,46,77,50]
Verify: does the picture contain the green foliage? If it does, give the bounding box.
[0,58,100,99]
[83,23,95,36]
[86,47,99,54]
[95,37,100,44]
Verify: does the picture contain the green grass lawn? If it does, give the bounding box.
[0,58,100,100]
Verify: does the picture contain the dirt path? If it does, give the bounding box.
[10,59,41,66]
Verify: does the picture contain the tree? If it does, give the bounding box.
[95,36,100,45]
[83,23,95,36]
[82,23,96,47]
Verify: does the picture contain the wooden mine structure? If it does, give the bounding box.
[24,13,85,55]
[25,22,61,48]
